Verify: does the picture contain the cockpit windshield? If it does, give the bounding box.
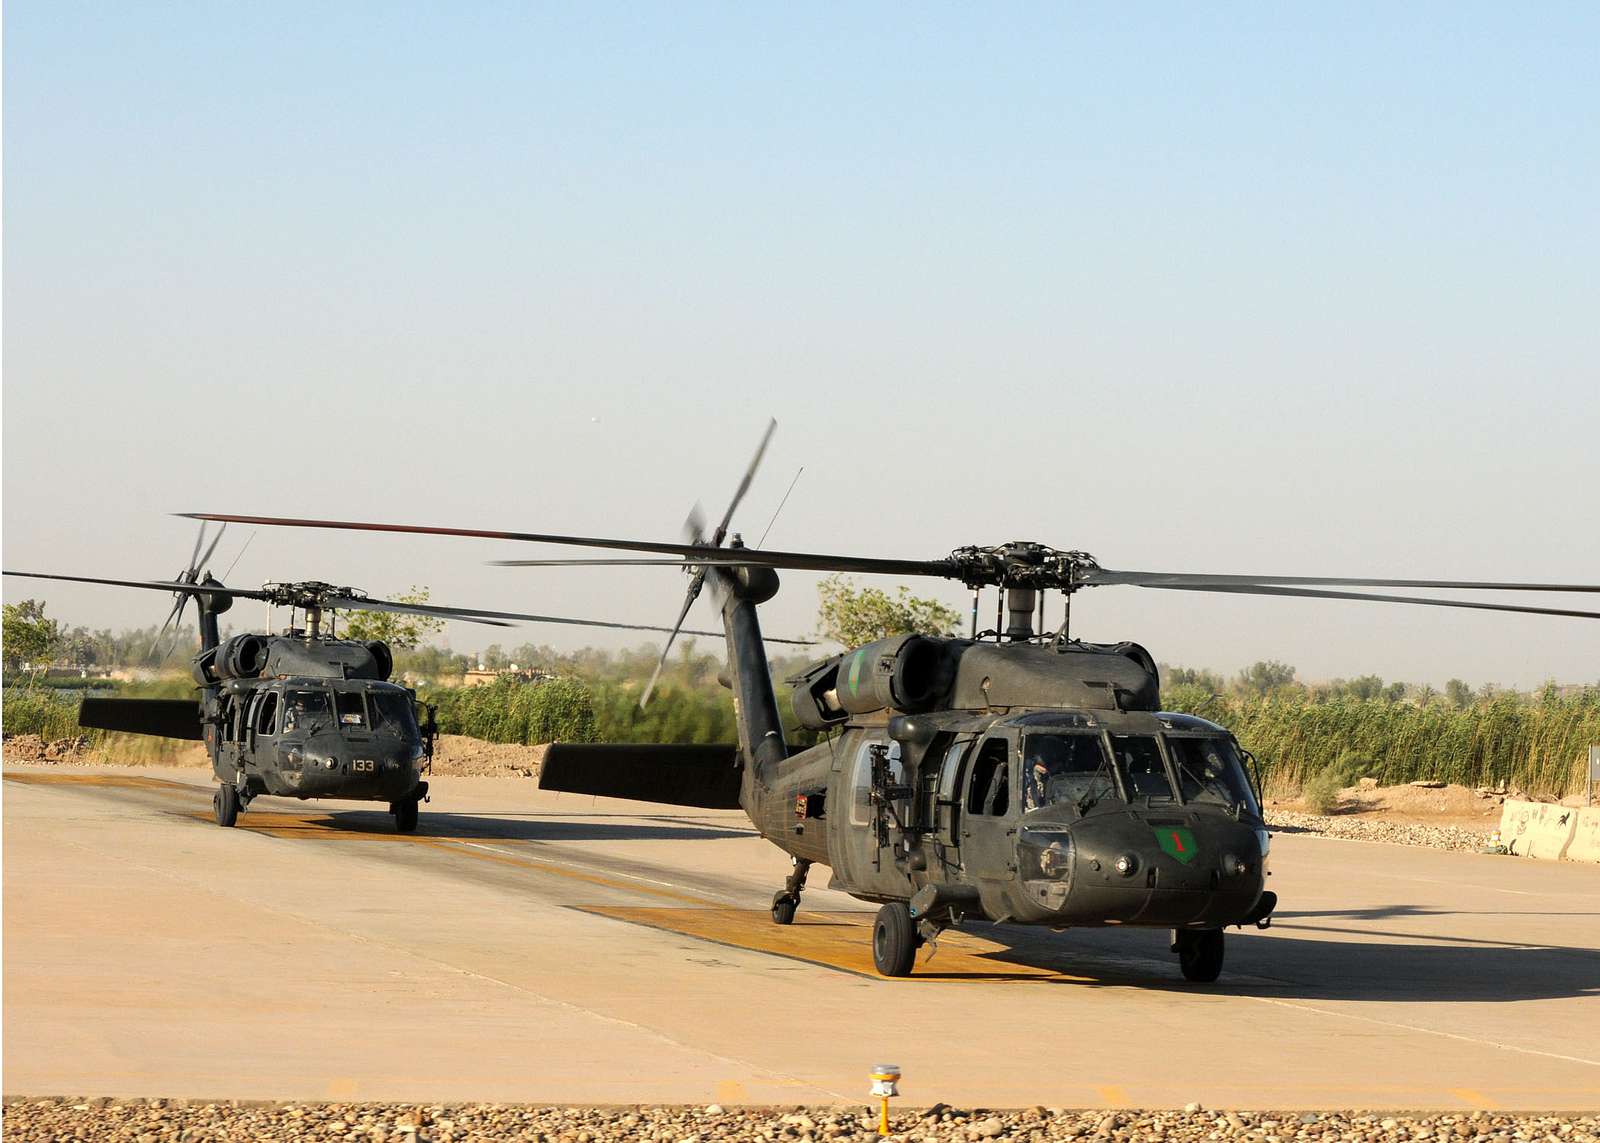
[1022,733,1111,811]
[282,690,332,733]
[369,692,419,737]
[1166,736,1259,815]
[1110,734,1176,802]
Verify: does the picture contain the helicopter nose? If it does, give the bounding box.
[1022,811,1266,927]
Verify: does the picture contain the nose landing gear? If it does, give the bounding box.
[390,781,428,833]
[213,783,240,827]
[1172,928,1225,982]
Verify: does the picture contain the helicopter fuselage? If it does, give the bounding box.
[208,673,428,805]
[748,708,1270,932]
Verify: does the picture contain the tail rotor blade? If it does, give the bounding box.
[639,573,706,709]
[711,418,775,545]
[195,521,228,576]
[684,502,708,547]
[152,594,191,663]
[186,522,206,575]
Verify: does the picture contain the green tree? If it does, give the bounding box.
[815,575,961,649]
[1444,678,1475,708]
[1234,659,1297,698]
[480,643,509,670]
[1340,674,1387,701]
[1163,665,1226,693]
[338,587,445,650]
[3,599,61,682]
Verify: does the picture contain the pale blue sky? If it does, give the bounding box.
[5,3,1597,687]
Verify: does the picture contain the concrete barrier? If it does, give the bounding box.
[1566,806,1600,864]
[1497,799,1579,861]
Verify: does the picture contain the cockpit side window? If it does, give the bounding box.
[966,737,1011,817]
[254,692,279,736]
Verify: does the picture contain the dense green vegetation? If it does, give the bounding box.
[424,676,598,745]
[1163,687,1598,797]
[3,688,84,739]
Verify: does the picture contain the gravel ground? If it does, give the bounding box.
[3,1100,1596,1142]
[1263,809,1494,853]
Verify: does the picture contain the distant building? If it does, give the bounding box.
[462,666,557,688]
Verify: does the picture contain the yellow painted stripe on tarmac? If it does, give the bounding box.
[580,906,1102,983]
[5,772,195,791]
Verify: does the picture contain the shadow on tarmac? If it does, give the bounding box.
[972,920,1600,1002]
[275,809,752,843]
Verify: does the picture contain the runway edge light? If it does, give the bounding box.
[870,1064,901,1137]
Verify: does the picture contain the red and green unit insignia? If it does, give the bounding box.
[1156,826,1199,864]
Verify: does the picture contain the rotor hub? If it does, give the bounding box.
[947,542,1100,592]
[259,581,369,610]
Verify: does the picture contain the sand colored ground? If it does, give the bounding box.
[5,763,1599,1112]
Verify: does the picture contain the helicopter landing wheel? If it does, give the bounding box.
[393,798,419,833]
[213,783,240,828]
[1176,928,1225,983]
[771,893,798,925]
[872,902,920,977]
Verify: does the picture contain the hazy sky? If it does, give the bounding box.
[5,3,1597,688]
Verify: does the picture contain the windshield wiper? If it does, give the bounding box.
[1075,756,1117,816]
[1179,763,1243,815]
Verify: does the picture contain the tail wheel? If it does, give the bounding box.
[1177,928,1225,983]
[394,799,419,833]
[872,902,919,977]
[213,783,239,828]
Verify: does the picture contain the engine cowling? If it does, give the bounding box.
[216,634,269,679]
[790,635,956,729]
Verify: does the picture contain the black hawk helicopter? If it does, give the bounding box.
[187,430,1600,981]
[4,524,774,833]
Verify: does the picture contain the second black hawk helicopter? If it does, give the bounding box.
[190,430,1600,981]
[4,524,802,832]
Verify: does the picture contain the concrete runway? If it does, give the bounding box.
[5,766,1599,1111]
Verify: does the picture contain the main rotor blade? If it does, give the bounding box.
[486,551,949,576]
[1141,581,1600,620]
[1083,567,1600,594]
[3,571,267,600]
[321,596,512,628]
[179,514,955,578]
[321,594,812,641]
[712,417,775,546]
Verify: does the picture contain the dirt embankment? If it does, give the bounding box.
[1265,779,1542,851]
[0,733,546,780]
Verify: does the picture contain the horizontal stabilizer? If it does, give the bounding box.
[79,697,204,741]
[539,743,742,809]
